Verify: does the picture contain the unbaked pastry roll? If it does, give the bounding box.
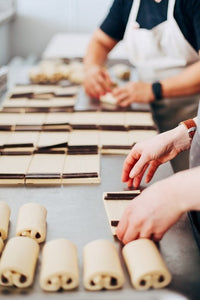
[100,93,117,105]
[122,239,172,290]
[0,237,39,288]
[83,239,124,290]
[0,202,10,240]
[40,239,79,291]
[16,203,47,243]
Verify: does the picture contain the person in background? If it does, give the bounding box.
[116,102,200,245]
[84,0,200,172]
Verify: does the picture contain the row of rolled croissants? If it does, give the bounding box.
[0,201,171,291]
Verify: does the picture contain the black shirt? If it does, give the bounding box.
[100,0,200,52]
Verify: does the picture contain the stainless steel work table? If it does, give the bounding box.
[0,64,200,300]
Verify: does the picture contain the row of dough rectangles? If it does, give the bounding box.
[0,154,100,185]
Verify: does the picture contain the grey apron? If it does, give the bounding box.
[188,102,200,248]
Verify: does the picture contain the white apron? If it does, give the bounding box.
[124,0,200,171]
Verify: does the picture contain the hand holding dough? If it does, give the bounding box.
[0,237,39,288]
[16,203,47,243]
[122,239,172,290]
[40,239,79,291]
[83,239,124,290]
[0,202,10,240]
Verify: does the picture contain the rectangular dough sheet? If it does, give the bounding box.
[26,153,66,185]
[68,130,99,146]
[37,132,69,149]
[99,112,125,127]
[99,130,131,154]
[62,154,100,184]
[71,112,100,128]
[124,112,155,127]
[0,155,32,185]
[103,191,141,235]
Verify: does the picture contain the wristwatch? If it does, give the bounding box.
[152,82,163,101]
[179,119,197,140]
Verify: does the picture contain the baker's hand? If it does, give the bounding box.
[122,125,191,188]
[116,177,185,244]
[112,82,155,107]
[84,65,113,99]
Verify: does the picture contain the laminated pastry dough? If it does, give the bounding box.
[100,93,117,105]
[128,130,157,144]
[3,132,39,152]
[0,113,21,129]
[103,191,141,235]
[44,112,72,126]
[37,132,69,149]
[68,130,99,146]
[62,154,100,184]
[71,112,100,128]
[26,153,66,185]
[0,155,32,185]
[0,132,11,147]
[16,113,47,130]
[0,202,11,240]
[40,239,79,291]
[124,112,155,127]
[0,237,39,288]
[16,202,47,243]
[24,98,76,108]
[122,239,172,290]
[83,239,124,290]
[99,130,131,154]
[99,112,125,127]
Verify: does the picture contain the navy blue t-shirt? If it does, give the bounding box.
[100,0,200,52]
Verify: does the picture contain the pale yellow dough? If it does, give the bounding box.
[0,202,11,240]
[128,130,157,144]
[40,239,79,291]
[16,203,47,243]
[0,237,39,288]
[68,130,99,146]
[103,191,140,235]
[62,154,100,184]
[100,93,117,105]
[125,112,154,126]
[83,239,124,290]
[122,239,172,290]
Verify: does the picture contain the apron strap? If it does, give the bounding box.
[167,0,176,20]
[131,0,141,23]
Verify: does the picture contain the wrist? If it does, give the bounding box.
[172,124,192,152]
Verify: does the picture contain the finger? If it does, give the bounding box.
[127,177,134,188]
[129,153,149,179]
[122,152,139,182]
[145,161,161,183]
[116,213,129,241]
[122,225,140,245]
[133,164,149,188]
[151,232,163,242]
[102,70,113,86]
[118,98,132,107]
[96,74,111,94]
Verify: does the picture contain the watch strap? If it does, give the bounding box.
[152,82,163,101]
[180,119,197,140]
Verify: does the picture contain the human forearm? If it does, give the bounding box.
[84,29,117,69]
[168,166,200,213]
[161,60,200,98]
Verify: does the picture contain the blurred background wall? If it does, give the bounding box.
[0,0,113,65]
